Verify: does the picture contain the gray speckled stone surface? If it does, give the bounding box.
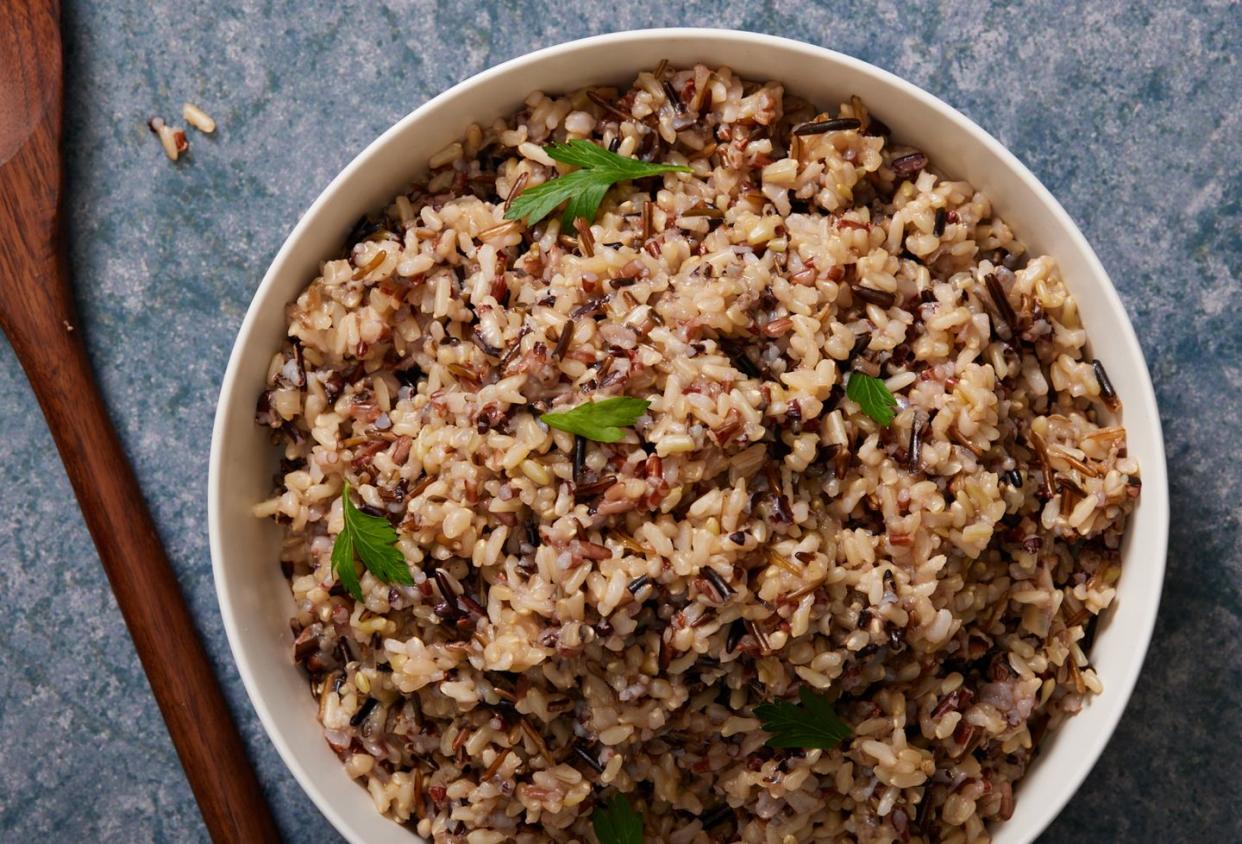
[1,2,1238,841]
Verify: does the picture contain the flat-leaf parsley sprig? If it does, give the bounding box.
[754,686,853,749]
[540,396,651,443]
[504,140,690,227]
[331,480,413,600]
[592,792,643,844]
[845,371,898,426]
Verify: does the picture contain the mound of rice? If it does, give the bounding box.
[254,63,1139,843]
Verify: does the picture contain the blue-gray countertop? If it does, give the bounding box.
[1,2,1239,841]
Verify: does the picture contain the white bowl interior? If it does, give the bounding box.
[209,29,1168,844]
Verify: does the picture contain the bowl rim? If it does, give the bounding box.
[209,26,1169,844]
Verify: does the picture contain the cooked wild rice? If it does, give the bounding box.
[254,64,1139,843]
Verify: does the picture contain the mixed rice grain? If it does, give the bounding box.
[254,63,1138,843]
[182,101,216,134]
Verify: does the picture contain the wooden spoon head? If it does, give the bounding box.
[0,1,70,348]
[0,0,63,216]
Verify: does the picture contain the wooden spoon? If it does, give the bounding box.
[0,4,280,841]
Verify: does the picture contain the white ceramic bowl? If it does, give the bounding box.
[209,28,1168,844]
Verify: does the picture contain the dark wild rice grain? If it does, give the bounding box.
[571,295,608,320]
[434,569,460,619]
[792,117,862,135]
[662,80,684,112]
[553,322,574,360]
[571,743,605,774]
[349,697,379,727]
[854,285,896,309]
[587,89,632,122]
[503,171,529,213]
[701,805,735,830]
[627,575,651,595]
[908,413,924,472]
[574,475,618,501]
[574,217,596,258]
[985,273,1018,333]
[1029,431,1056,499]
[1093,359,1120,410]
[471,329,502,358]
[572,435,587,485]
[703,568,734,601]
[497,325,531,372]
[890,151,928,178]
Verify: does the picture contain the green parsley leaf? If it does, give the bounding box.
[540,396,651,443]
[754,686,853,749]
[592,793,643,844]
[331,481,413,600]
[504,140,691,227]
[845,371,898,426]
[331,528,362,600]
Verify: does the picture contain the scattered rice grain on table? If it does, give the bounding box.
[254,63,1139,843]
[182,101,216,134]
[147,116,188,161]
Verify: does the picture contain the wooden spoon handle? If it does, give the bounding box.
[1,257,281,840]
